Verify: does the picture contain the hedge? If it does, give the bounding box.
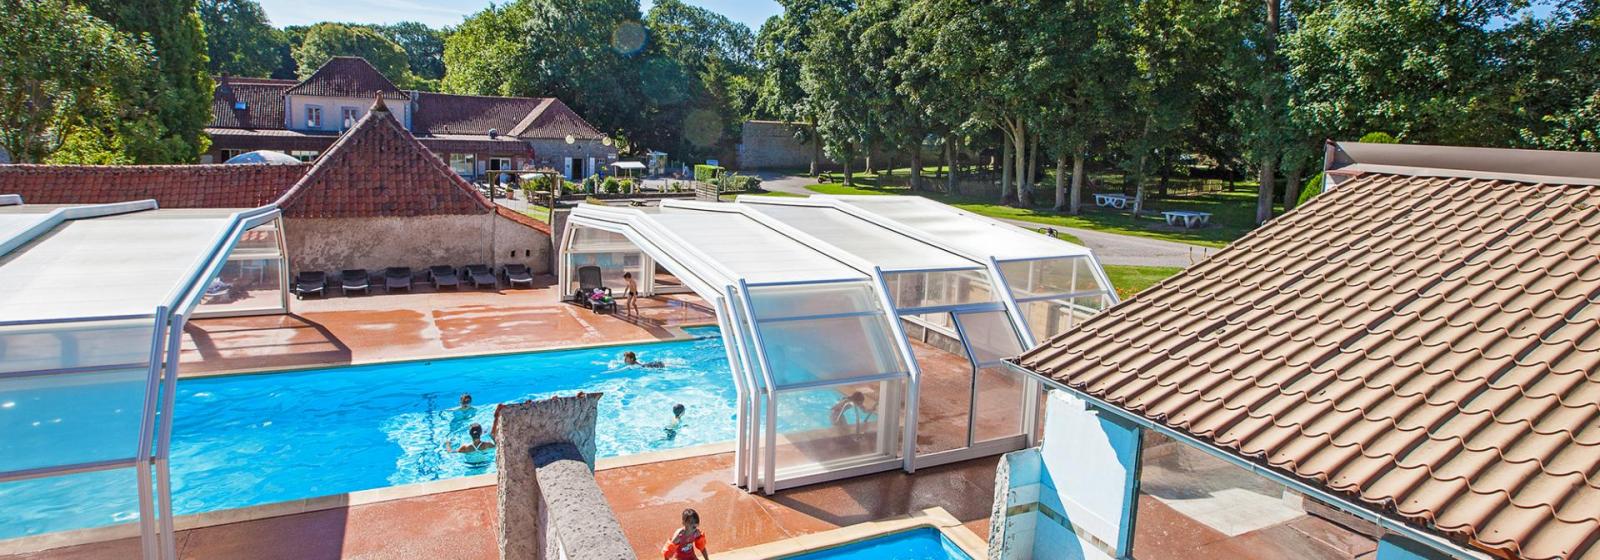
[693,164,725,183]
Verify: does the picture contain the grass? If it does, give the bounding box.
[520,204,550,222]
[1103,265,1184,299]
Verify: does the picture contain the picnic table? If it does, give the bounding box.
[1093,193,1134,209]
[1162,210,1212,229]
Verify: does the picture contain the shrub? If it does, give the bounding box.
[693,164,725,183]
[1297,171,1325,207]
[1358,131,1397,144]
[619,178,635,193]
[581,174,600,193]
[602,176,622,194]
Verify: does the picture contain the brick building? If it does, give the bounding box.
[206,57,617,181]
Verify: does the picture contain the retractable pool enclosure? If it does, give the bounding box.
[561,195,1116,493]
[0,197,287,559]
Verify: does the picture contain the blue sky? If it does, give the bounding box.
[258,0,782,31]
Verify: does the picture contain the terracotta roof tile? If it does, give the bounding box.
[509,98,605,140]
[1017,169,1600,560]
[412,91,546,135]
[209,77,294,129]
[283,57,409,100]
[206,128,338,152]
[0,163,306,207]
[275,100,491,218]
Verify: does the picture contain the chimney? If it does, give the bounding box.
[371,92,389,113]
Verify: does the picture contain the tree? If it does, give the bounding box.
[199,0,281,77]
[82,0,214,163]
[376,22,449,82]
[640,0,759,161]
[0,0,153,163]
[294,23,412,83]
[443,0,645,136]
[1504,2,1599,151]
[800,4,871,184]
[755,0,850,175]
[1032,0,1136,213]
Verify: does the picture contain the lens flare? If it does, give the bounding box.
[611,20,647,55]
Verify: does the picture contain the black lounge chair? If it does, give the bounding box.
[429,265,459,290]
[465,264,497,289]
[504,264,534,288]
[573,265,616,313]
[340,269,371,295]
[294,271,326,299]
[384,267,413,292]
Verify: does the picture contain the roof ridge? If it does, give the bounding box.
[284,56,410,100]
[415,90,554,102]
[509,98,557,137]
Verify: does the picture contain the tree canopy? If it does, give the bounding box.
[80,0,214,163]
[294,23,412,84]
[199,0,280,77]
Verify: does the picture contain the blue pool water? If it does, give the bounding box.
[789,527,973,560]
[0,327,838,539]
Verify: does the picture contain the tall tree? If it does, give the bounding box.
[1504,1,1599,151]
[0,0,154,163]
[754,0,850,175]
[443,0,644,136]
[376,22,449,82]
[801,4,871,184]
[293,23,412,83]
[199,0,282,77]
[1033,0,1136,213]
[641,0,759,161]
[82,0,214,163]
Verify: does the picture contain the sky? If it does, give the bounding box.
[258,0,782,31]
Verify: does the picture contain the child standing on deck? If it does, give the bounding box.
[662,508,709,560]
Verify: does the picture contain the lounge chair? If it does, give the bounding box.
[294,271,326,299]
[384,267,413,292]
[429,265,459,290]
[573,265,616,313]
[465,264,497,289]
[504,264,534,288]
[340,269,371,295]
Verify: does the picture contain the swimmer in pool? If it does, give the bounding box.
[624,351,665,368]
[448,423,496,463]
[456,393,474,411]
[830,391,873,434]
[664,403,687,441]
[446,393,477,433]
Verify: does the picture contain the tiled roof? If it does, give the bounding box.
[275,99,491,218]
[207,128,338,152]
[1017,167,1600,559]
[284,57,410,100]
[210,77,294,129]
[412,91,546,135]
[416,134,534,156]
[510,98,606,140]
[0,164,306,208]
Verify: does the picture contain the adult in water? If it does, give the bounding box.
[448,423,496,466]
[446,393,476,434]
[664,403,687,441]
[624,351,665,368]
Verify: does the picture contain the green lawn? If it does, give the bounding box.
[1103,265,1184,299]
[520,205,550,222]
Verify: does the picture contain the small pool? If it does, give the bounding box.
[788,527,974,560]
[0,327,842,540]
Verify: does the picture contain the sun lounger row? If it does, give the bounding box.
[292,264,535,298]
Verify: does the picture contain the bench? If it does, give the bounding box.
[1162,210,1212,229]
[1093,193,1134,209]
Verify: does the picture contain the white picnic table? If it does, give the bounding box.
[1162,210,1212,229]
[1093,193,1134,209]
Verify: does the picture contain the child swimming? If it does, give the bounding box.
[664,403,687,441]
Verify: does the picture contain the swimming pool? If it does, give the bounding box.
[787,527,974,560]
[0,327,839,540]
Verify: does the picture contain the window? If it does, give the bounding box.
[340,107,359,129]
[219,149,244,161]
[450,153,476,176]
[305,105,322,129]
[289,150,319,162]
[488,157,512,171]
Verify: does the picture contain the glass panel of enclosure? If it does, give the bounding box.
[952,310,1028,445]
[566,227,647,296]
[1000,256,1115,340]
[1132,433,1381,559]
[883,268,998,310]
[902,312,972,455]
[196,220,287,316]
[770,377,904,480]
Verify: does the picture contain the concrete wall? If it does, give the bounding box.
[287,95,411,132]
[738,120,820,170]
[527,139,618,180]
[284,213,551,274]
[494,393,611,560]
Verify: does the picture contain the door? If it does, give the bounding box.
[908,308,1028,467]
[564,158,575,180]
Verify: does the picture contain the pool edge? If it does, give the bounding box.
[0,440,736,556]
[717,507,988,560]
[178,322,720,379]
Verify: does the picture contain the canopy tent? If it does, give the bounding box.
[561,195,1116,493]
[0,197,287,560]
[608,160,647,179]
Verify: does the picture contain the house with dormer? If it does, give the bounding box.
[205,57,617,181]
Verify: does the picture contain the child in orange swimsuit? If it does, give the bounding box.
[662,508,709,560]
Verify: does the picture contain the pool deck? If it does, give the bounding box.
[180,275,715,376]
[3,452,998,560]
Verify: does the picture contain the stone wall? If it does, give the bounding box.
[494,393,607,560]
[532,443,634,560]
[283,213,550,274]
[737,120,823,170]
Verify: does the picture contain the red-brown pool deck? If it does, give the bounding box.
[5,453,998,560]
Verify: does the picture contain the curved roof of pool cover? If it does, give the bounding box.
[566,195,1099,291]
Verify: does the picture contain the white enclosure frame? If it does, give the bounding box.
[0,198,284,559]
[562,195,1117,492]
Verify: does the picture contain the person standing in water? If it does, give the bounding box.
[446,393,476,433]
[447,423,496,466]
[665,403,687,441]
[623,272,641,315]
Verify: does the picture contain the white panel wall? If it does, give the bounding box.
[1039,391,1138,548]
